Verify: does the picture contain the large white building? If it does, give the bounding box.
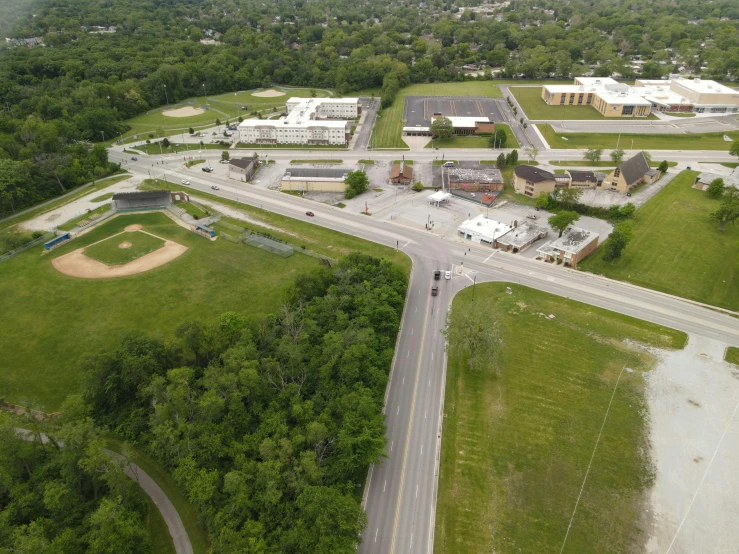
[457,214,511,245]
[238,97,360,145]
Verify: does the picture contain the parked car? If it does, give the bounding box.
[626,192,632,197]
[201,166,213,172]
[306,211,314,217]
[527,214,537,220]
[211,185,219,190]
[130,156,137,161]
[445,271,451,280]
[219,160,230,164]
[434,270,441,280]
[443,161,455,167]
[431,286,439,296]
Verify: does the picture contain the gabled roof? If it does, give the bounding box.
[514,165,554,183]
[617,152,651,185]
[229,157,257,170]
[567,170,597,182]
[391,164,413,179]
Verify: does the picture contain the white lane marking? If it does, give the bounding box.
[431,352,434,361]
[375,528,379,542]
[429,379,431,387]
[411,328,414,335]
[424,410,427,419]
[416,484,418,498]
[410,533,413,551]
[421,444,424,455]
[415,307,417,313]
[483,251,495,263]
[403,377,405,385]
[391,440,394,452]
[383,480,387,493]
[407,350,409,358]
[397,406,400,415]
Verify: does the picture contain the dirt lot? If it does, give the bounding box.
[162,106,205,118]
[645,336,739,553]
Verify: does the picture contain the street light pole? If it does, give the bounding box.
[163,84,169,106]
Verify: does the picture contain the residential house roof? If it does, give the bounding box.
[514,165,554,183]
[229,157,257,170]
[617,152,651,185]
[567,170,597,182]
[391,164,414,180]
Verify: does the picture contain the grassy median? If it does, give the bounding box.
[435,283,685,554]
[581,171,739,311]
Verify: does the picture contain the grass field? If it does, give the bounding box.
[425,124,520,149]
[372,82,503,149]
[539,124,739,150]
[174,201,208,219]
[90,193,115,203]
[84,231,166,265]
[666,112,696,117]
[235,142,346,150]
[58,204,111,231]
[107,439,210,554]
[121,87,331,141]
[580,171,739,310]
[435,283,685,554]
[726,347,739,365]
[549,160,678,168]
[510,86,659,121]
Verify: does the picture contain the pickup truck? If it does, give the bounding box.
[431,286,439,296]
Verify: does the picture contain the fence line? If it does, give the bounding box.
[0,232,56,263]
[71,207,118,233]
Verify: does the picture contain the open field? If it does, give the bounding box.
[425,124,519,149]
[106,439,210,554]
[510,86,659,121]
[0,212,321,410]
[539,124,739,150]
[134,142,229,156]
[580,171,739,310]
[121,87,331,141]
[549,160,678,168]
[727,347,739,365]
[372,82,503,149]
[84,230,166,265]
[435,283,685,554]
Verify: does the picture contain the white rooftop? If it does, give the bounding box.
[446,116,491,128]
[537,226,599,255]
[458,214,512,240]
[287,96,359,104]
[428,191,451,202]
[671,78,738,95]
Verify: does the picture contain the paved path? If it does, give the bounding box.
[15,429,193,554]
[108,148,739,554]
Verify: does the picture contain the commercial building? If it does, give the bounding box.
[457,214,511,246]
[228,157,258,180]
[238,97,359,145]
[567,170,599,189]
[445,166,504,192]
[390,162,414,184]
[695,167,739,190]
[402,116,495,136]
[536,227,599,267]
[495,221,549,253]
[280,167,350,192]
[601,152,660,194]
[541,77,739,117]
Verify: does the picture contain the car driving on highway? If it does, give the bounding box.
[431,286,438,296]
[445,271,451,280]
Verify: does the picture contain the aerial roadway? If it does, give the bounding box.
[110,147,739,554]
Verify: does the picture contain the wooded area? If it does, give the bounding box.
[78,253,407,553]
[1,0,738,214]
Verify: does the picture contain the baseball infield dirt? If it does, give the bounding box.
[52,241,187,278]
[251,89,285,97]
[125,224,143,232]
[162,106,205,118]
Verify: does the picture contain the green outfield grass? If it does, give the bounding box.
[84,230,166,265]
[510,86,659,121]
[372,82,503,149]
[580,171,739,310]
[435,283,685,554]
[726,347,739,365]
[539,124,739,150]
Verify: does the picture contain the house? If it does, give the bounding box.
[239,98,359,145]
[280,167,350,193]
[229,157,258,180]
[601,152,659,194]
[457,214,511,246]
[445,166,504,192]
[513,165,557,198]
[695,167,739,190]
[390,162,413,184]
[495,221,549,252]
[536,227,599,267]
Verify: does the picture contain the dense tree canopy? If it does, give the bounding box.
[81,253,407,553]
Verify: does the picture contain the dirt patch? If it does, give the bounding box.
[125,224,143,232]
[162,106,205,118]
[52,241,187,279]
[251,89,285,98]
[118,241,132,249]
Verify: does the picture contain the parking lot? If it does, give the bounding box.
[403,96,503,128]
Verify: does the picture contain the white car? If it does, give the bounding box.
[211,185,219,190]
[182,180,190,185]
[445,271,451,280]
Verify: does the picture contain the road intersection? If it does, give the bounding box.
[109,146,739,554]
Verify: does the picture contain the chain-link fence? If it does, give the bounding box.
[0,232,56,264]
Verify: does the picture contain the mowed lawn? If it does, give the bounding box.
[84,230,165,265]
[510,86,610,120]
[581,171,739,310]
[435,283,685,554]
[726,347,739,365]
[424,123,520,149]
[0,212,319,411]
[373,82,503,149]
[539,124,739,150]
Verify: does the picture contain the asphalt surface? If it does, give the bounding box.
[16,428,192,554]
[110,147,739,554]
[354,98,379,150]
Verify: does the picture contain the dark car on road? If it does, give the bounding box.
[434,270,441,280]
[306,211,314,217]
[202,166,213,172]
[431,286,439,296]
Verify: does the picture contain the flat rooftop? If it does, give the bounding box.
[282,167,349,180]
[671,78,738,95]
[448,166,504,184]
[537,226,599,255]
[458,214,512,239]
[496,222,548,248]
[286,97,359,104]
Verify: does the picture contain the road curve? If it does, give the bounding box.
[15,429,193,554]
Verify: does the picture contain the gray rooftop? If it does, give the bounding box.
[283,167,350,179]
[617,152,651,185]
[448,166,504,184]
[537,226,599,255]
[496,222,549,248]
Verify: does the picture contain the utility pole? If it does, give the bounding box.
[163,84,169,106]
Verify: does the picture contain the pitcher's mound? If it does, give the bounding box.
[162,106,205,118]
[252,89,285,98]
[125,224,143,232]
[119,241,132,249]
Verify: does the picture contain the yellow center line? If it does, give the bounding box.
[388,288,433,554]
